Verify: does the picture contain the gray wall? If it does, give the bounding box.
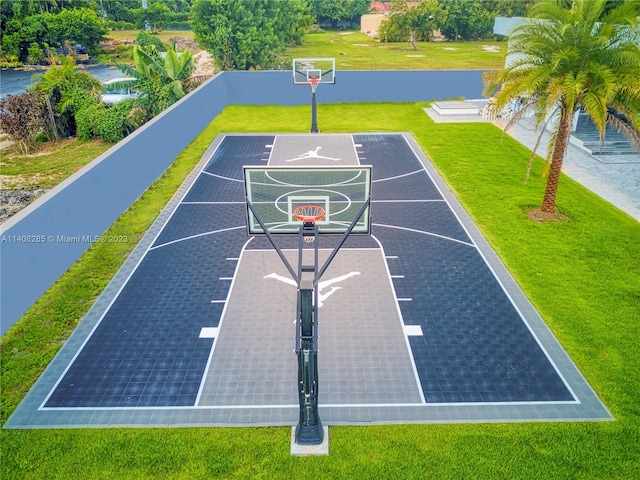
[1,70,486,335]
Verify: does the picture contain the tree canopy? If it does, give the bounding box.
[1,6,106,62]
[190,0,312,70]
[312,0,371,30]
[378,0,447,48]
[484,0,640,214]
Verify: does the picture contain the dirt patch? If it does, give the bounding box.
[482,45,500,53]
[0,188,48,223]
[527,208,568,223]
[192,50,215,76]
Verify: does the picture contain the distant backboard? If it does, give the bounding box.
[292,58,336,85]
[244,166,371,235]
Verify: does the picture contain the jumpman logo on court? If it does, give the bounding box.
[263,271,360,307]
[285,146,341,162]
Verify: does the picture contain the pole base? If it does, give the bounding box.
[294,420,324,445]
[291,426,329,456]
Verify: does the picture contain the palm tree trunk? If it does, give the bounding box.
[541,108,573,213]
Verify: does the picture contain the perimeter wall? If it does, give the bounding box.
[0,70,485,335]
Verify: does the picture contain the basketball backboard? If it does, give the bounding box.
[244,166,371,235]
[292,58,336,85]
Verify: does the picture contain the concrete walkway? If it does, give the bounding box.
[425,105,640,222]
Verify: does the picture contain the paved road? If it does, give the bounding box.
[1,65,126,99]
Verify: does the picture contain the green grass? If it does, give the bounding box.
[100,29,505,71]
[2,103,639,479]
[288,31,506,70]
[104,29,195,44]
[0,139,113,190]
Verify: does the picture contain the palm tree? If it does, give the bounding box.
[484,0,640,214]
[117,45,195,119]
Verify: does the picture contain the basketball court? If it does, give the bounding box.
[6,133,611,428]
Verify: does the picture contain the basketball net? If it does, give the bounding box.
[309,77,320,94]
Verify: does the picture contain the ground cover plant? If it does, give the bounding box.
[1,103,639,479]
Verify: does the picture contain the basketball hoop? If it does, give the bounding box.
[293,205,326,223]
[309,77,320,94]
[294,205,325,244]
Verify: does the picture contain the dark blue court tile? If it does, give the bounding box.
[175,394,196,405]
[420,378,441,392]
[98,395,122,408]
[148,370,171,383]
[156,395,180,406]
[110,370,134,384]
[136,359,156,370]
[78,396,102,408]
[430,356,451,367]
[437,378,459,392]
[203,135,273,178]
[179,381,201,395]
[160,383,184,396]
[117,396,140,407]
[154,358,174,370]
[183,174,245,203]
[142,383,166,396]
[424,392,445,403]
[460,391,483,402]
[122,383,146,396]
[457,379,478,392]
[158,347,180,359]
[441,391,464,403]
[167,370,188,383]
[137,396,160,407]
[184,370,205,382]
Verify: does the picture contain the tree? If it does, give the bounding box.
[1,7,106,62]
[483,0,640,215]
[191,0,312,70]
[44,7,107,53]
[440,0,493,41]
[116,44,195,119]
[312,0,371,30]
[378,0,447,49]
[132,1,170,32]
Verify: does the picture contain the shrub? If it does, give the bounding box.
[27,42,44,65]
[76,100,140,143]
[136,30,167,52]
[0,93,47,154]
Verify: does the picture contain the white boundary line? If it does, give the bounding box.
[372,235,426,404]
[195,238,254,406]
[373,222,476,248]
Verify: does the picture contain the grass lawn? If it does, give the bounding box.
[101,29,505,71]
[288,31,506,70]
[0,139,112,190]
[104,29,195,44]
[1,103,639,479]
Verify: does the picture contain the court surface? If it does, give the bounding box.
[6,133,611,428]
